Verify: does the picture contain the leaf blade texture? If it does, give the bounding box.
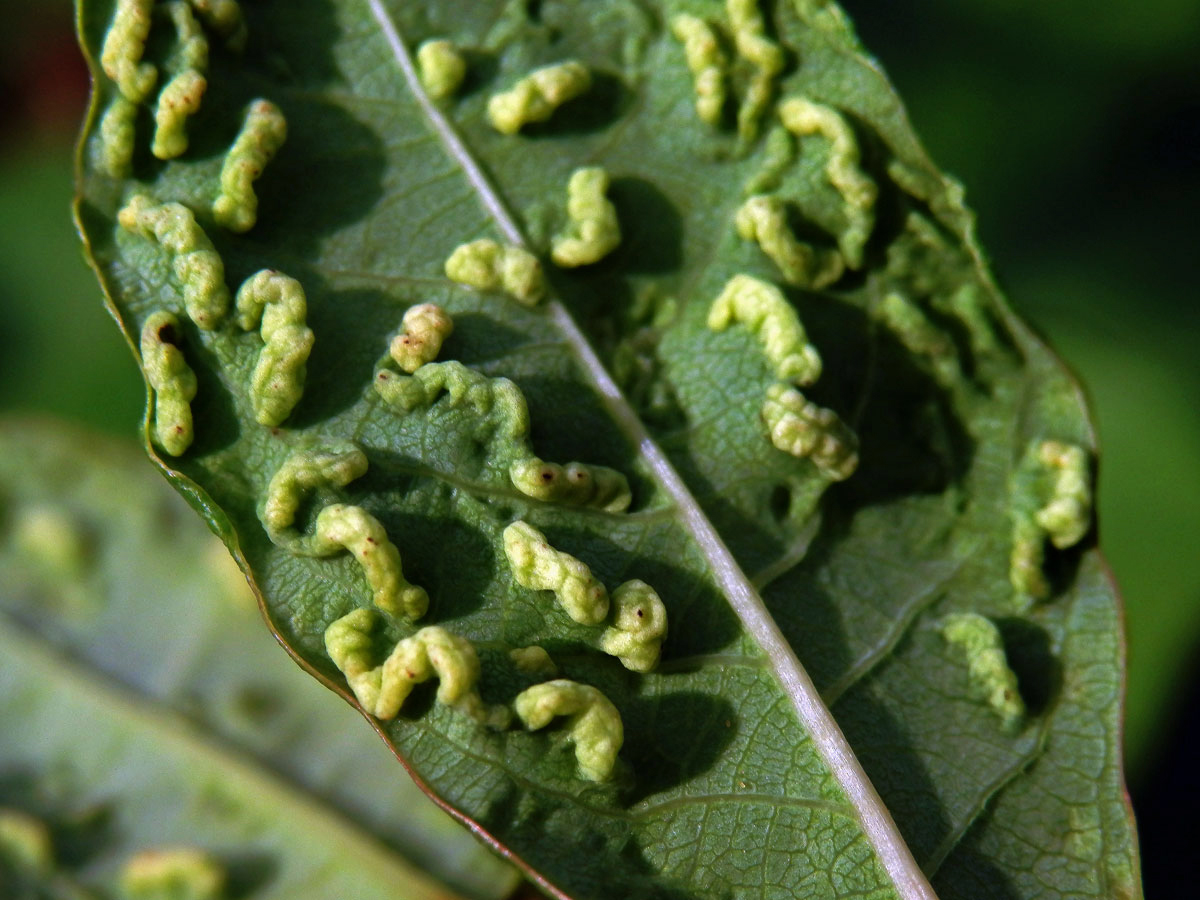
[73,1,1141,898]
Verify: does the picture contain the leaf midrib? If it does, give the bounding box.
[362,1,939,897]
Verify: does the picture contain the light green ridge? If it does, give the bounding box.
[98,95,137,177]
[503,520,610,626]
[260,441,369,542]
[486,60,592,134]
[416,39,467,100]
[390,303,454,373]
[551,167,621,268]
[374,360,631,510]
[874,291,960,387]
[139,311,196,457]
[120,848,225,900]
[778,96,877,268]
[726,0,785,143]
[213,99,287,233]
[743,124,795,195]
[597,580,668,673]
[325,610,507,726]
[187,0,247,52]
[151,2,209,160]
[100,0,157,102]
[1035,441,1093,549]
[761,381,858,481]
[308,504,429,620]
[509,646,558,677]
[707,273,822,385]
[235,269,315,426]
[941,613,1025,733]
[736,194,844,289]
[118,195,230,330]
[443,238,545,306]
[513,680,624,782]
[669,14,728,127]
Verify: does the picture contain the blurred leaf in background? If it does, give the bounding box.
[1,0,1197,894]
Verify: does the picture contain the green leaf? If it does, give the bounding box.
[73,2,1141,898]
[0,417,518,900]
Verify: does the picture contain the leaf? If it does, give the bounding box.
[73,2,1141,899]
[0,417,519,900]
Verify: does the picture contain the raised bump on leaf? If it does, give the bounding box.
[735,194,844,290]
[551,167,621,268]
[390,303,454,374]
[762,382,858,481]
[1010,439,1093,601]
[120,847,225,900]
[444,239,545,306]
[486,60,592,135]
[874,291,960,387]
[213,99,287,233]
[140,311,197,457]
[188,0,247,52]
[503,521,609,625]
[417,39,467,100]
[14,503,93,582]
[310,504,428,620]
[101,0,157,102]
[118,194,229,330]
[510,645,558,676]
[778,96,877,269]
[599,579,668,673]
[726,0,784,143]
[260,441,368,541]
[375,361,631,510]
[0,808,53,876]
[941,613,1025,733]
[151,2,209,160]
[743,125,795,195]
[325,610,506,725]
[514,679,623,782]
[98,95,138,178]
[235,269,314,426]
[670,14,728,127]
[707,274,822,386]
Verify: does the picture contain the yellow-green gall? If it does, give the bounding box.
[188,0,247,52]
[390,303,454,373]
[98,95,138,178]
[101,0,157,102]
[152,69,207,160]
[551,167,621,268]
[941,613,1025,732]
[260,441,368,541]
[487,61,592,135]
[514,679,623,781]
[444,239,545,306]
[743,125,795,196]
[670,14,728,127]
[735,195,844,290]
[120,847,224,900]
[325,611,505,725]
[875,291,960,387]
[0,808,53,876]
[503,521,609,625]
[599,580,667,673]
[510,645,558,677]
[509,458,632,512]
[310,504,429,620]
[778,97,877,269]
[707,274,822,386]
[762,382,858,481]
[1036,441,1092,549]
[235,269,314,426]
[13,504,92,582]
[726,0,785,143]
[140,311,197,457]
[118,195,230,330]
[213,99,287,233]
[417,39,467,100]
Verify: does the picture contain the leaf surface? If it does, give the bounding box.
[73,1,1141,898]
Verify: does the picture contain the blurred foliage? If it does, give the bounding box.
[0,0,1196,888]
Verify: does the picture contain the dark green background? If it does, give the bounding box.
[1,0,1195,893]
